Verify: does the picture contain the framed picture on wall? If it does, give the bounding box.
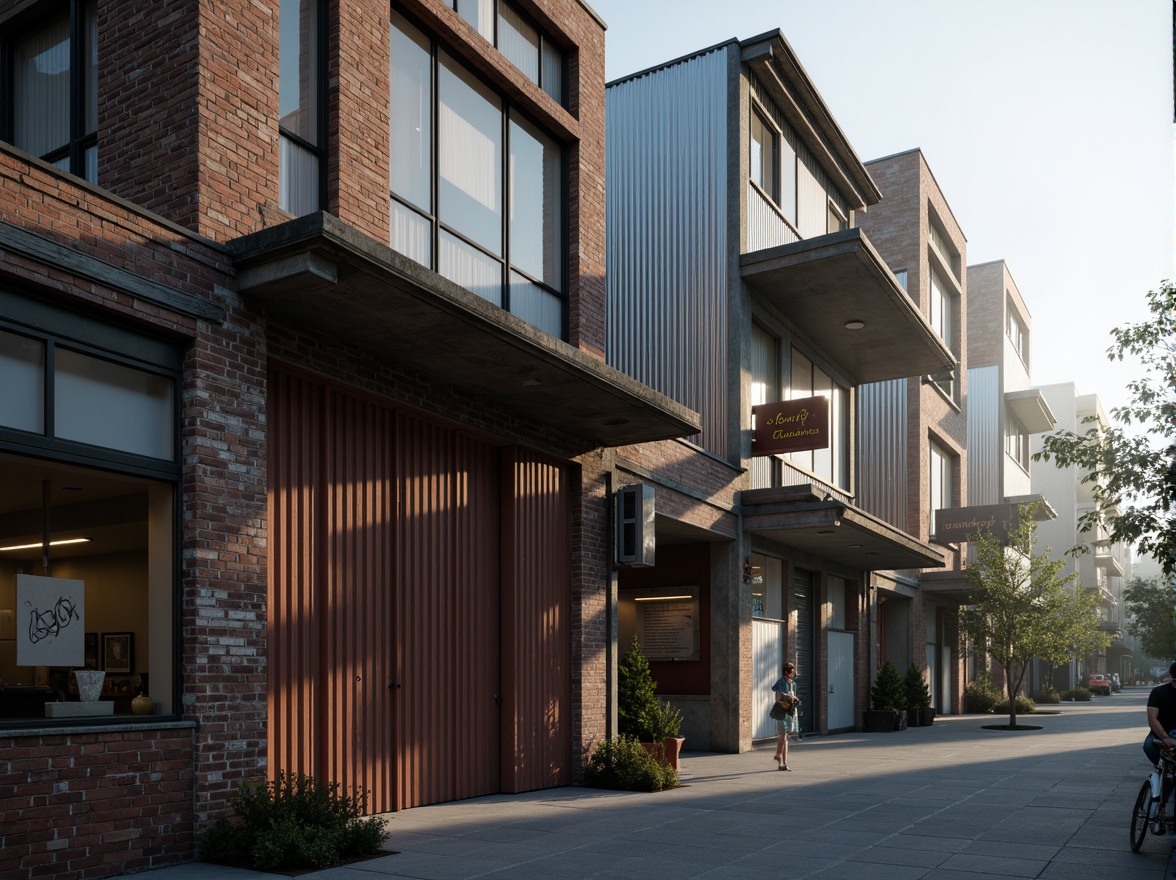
[84,632,98,670]
[102,632,134,674]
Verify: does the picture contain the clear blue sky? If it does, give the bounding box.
[590,0,1175,419]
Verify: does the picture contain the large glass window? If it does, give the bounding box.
[1005,413,1030,471]
[279,0,324,216]
[929,440,953,539]
[750,110,776,202]
[929,266,956,398]
[390,11,566,338]
[7,0,97,183]
[450,0,564,104]
[0,297,179,727]
[1006,301,1028,365]
[787,348,849,490]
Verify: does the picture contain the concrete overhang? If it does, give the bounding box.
[1006,388,1056,434]
[742,488,945,571]
[917,570,972,605]
[228,213,701,448]
[740,228,957,385]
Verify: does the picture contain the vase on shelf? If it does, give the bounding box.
[73,670,105,702]
[131,672,154,715]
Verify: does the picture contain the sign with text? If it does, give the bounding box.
[752,395,830,456]
[16,574,85,667]
[635,594,699,661]
[934,503,1024,544]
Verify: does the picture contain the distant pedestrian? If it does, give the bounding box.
[771,662,800,771]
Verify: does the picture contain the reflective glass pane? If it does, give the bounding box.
[84,145,97,185]
[13,13,70,158]
[279,0,319,143]
[456,0,495,41]
[438,53,502,255]
[508,113,561,290]
[509,272,562,337]
[55,349,175,460]
[541,39,563,104]
[279,135,319,216]
[440,231,502,306]
[84,1,97,133]
[498,3,539,83]
[0,330,45,434]
[390,12,433,211]
[391,199,432,267]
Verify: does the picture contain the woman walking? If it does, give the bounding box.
[772,662,801,771]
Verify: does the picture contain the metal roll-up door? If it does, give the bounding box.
[792,569,816,734]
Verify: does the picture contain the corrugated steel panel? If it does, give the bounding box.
[967,365,1001,505]
[856,379,908,528]
[395,415,501,809]
[268,370,321,781]
[499,448,571,792]
[606,47,730,456]
[748,183,798,252]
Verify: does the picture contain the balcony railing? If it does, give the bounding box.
[747,183,800,253]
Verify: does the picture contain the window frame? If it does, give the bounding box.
[278,0,328,216]
[450,0,566,106]
[2,0,98,183]
[928,438,954,540]
[389,8,569,339]
[749,105,777,204]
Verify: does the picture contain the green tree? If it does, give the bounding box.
[958,509,1081,726]
[1123,575,1176,661]
[1037,578,1110,690]
[1033,281,1176,574]
[618,637,659,741]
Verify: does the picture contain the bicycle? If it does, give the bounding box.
[1130,738,1176,851]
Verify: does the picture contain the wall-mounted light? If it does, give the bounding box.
[0,538,91,552]
[634,595,694,602]
[844,319,865,331]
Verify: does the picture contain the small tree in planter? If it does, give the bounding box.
[618,637,659,743]
[652,698,685,770]
[904,664,934,726]
[864,659,906,731]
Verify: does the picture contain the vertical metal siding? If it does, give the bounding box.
[499,448,571,792]
[268,370,322,782]
[322,389,397,811]
[396,414,500,809]
[966,365,1001,506]
[856,379,908,528]
[606,47,730,456]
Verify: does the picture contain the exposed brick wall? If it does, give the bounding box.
[0,728,196,880]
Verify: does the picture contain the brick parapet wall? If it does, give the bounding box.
[0,726,196,880]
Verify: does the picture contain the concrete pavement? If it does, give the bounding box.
[129,688,1169,879]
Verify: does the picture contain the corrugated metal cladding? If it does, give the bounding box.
[966,365,1001,506]
[856,379,908,528]
[749,74,849,239]
[268,367,571,813]
[606,46,730,457]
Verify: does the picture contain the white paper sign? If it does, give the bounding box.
[16,574,85,667]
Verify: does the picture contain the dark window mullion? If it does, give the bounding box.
[68,0,84,177]
[501,104,510,314]
[44,340,55,440]
[315,0,328,210]
[430,40,439,272]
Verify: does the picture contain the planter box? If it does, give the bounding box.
[863,709,897,732]
[918,707,936,726]
[894,709,908,730]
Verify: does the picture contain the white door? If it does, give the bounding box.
[827,630,854,730]
[753,618,784,739]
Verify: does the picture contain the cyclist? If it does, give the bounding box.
[1144,660,1176,765]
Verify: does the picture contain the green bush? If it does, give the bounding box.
[993,694,1037,715]
[1062,687,1093,701]
[870,659,905,711]
[903,664,932,711]
[618,638,660,741]
[652,698,682,740]
[200,772,387,872]
[583,736,679,792]
[1035,685,1061,704]
[964,672,1003,714]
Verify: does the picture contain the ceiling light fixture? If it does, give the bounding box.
[0,537,91,552]
[844,319,865,330]
[634,595,694,602]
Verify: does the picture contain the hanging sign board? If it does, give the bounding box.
[752,395,830,456]
[16,574,85,667]
[934,503,1023,544]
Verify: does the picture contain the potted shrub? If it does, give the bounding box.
[618,637,659,743]
[864,659,906,731]
[653,698,685,770]
[904,664,934,726]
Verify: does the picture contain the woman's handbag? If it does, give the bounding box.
[769,694,795,720]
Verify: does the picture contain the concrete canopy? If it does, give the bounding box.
[229,213,701,449]
[740,228,957,386]
[741,487,945,572]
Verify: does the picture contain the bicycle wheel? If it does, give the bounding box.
[1130,779,1152,852]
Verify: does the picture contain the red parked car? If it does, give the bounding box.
[1088,674,1113,696]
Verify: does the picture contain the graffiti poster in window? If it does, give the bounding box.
[16,574,85,667]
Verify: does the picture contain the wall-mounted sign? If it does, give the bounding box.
[934,503,1024,544]
[752,395,830,456]
[16,574,85,667]
[637,597,698,661]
